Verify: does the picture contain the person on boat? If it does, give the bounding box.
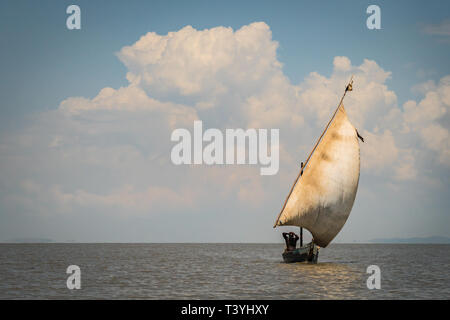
[282,232,299,251]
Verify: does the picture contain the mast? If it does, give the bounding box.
[273,76,354,228]
[300,227,303,247]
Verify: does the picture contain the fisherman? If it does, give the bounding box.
[282,232,299,251]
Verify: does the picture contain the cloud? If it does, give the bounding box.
[360,130,398,171]
[14,180,198,217]
[402,75,450,165]
[293,57,396,131]
[59,85,198,130]
[118,23,281,97]
[117,22,299,130]
[422,19,450,36]
[394,150,417,181]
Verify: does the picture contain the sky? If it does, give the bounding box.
[0,0,449,243]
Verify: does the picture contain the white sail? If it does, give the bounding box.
[274,104,360,247]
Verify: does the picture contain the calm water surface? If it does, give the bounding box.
[0,243,449,299]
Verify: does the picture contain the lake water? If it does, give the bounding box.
[0,243,449,299]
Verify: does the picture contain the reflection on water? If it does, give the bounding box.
[0,243,449,299]
[276,262,362,299]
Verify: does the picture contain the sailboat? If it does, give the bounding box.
[274,77,363,263]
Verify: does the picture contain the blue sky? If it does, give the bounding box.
[0,1,449,242]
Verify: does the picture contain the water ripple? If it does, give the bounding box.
[0,243,449,299]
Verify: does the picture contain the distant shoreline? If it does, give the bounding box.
[367,236,450,244]
[1,236,450,245]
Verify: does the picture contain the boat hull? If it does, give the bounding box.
[282,242,319,263]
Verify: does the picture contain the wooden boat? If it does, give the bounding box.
[274,77,362,263]
[282,241,319,263]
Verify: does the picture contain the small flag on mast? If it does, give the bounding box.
[346,81,353,92]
